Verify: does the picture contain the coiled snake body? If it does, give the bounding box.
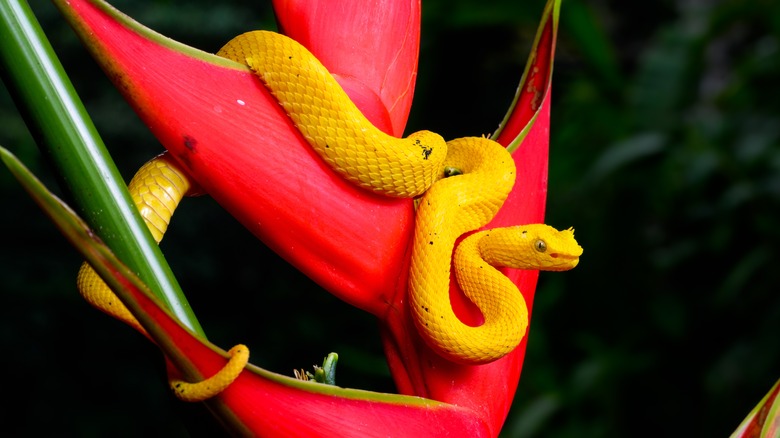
[78,31,582,372]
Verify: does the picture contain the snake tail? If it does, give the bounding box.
[170,344,250,402]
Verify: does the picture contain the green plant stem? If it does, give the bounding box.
[0,0,204,335]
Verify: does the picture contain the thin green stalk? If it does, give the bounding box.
[0,0,203,335]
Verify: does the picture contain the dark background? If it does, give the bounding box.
[1,0,778,436]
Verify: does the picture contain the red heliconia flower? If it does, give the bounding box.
[53,0,561,435]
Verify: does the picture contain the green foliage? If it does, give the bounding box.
[0,0,778,436]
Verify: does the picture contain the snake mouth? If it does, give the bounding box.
[545,252,580,271]
[550,251,581,259]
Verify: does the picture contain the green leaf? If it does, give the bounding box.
[0,0,202,334]
[0,146,189,361]
[491,0,561,153]
[731,378,780,438]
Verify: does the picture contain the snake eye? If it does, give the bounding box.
[534,240,547,253]
[443,166,462,177]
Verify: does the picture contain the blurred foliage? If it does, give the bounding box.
[1,0,778,436]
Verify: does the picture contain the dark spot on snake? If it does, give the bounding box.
[325,144,330,148]
[183,135,197,151]
[421,145,433,160]
[522,230,527,235]
[429,241,433,245]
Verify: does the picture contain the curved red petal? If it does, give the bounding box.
[157,307,492,437]
[273,0,420,136]
[14,128,487,437]
[69,214,490,437]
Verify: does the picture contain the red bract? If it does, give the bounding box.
[52,0,560,435]
[273,0,420,136]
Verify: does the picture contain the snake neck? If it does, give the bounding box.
[408,137,518,365]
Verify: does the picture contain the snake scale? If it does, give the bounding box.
[77,30,582,386]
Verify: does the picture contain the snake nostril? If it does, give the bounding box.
[550,253,559,258]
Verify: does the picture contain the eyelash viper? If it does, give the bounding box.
[77,30,582,382]
[218,31,583,364]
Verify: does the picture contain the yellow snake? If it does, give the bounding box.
[77,30,582,373]
[218,31,582,364]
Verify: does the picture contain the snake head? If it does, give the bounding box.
[533,225,583,271]
[479,224,583,271]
